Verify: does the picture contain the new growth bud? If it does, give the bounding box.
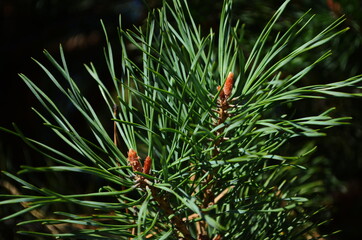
[217,85,226,100]
[223,72,234,99]
[127,149,142,172]
[143,156,152,174]
[217,72,234,101]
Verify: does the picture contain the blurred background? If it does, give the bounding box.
[1,0,361,239]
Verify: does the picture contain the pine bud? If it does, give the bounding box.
[143,156,152,174]
[217,85,225,100]
[223,72,234,99]
[127,149,142,172]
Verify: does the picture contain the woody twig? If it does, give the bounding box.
[213,72,234,156]
[197,72,235,240]
[127,149,193,239]
[0,180,92,239]
[113,105,119,148]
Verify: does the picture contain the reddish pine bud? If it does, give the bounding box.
[127,149,142,172]
[217,85,225,100]
[223,72,234,99]
[143,156,152,175]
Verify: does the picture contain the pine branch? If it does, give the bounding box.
[126,149,193,239]
[1,0,362,239]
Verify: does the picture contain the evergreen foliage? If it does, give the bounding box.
[1,0,362,239]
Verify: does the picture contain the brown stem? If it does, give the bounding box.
[197,72,235,239]
[127,150,193,239]
[148,185,194,239]
[0,180,87,239]
[113,104,120,148]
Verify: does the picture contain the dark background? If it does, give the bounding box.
[1,0,362,239]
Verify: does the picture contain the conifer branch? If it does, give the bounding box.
[127,149,193,239]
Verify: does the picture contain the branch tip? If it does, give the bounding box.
[143,156,152,174]
[127,149,142,172]
[223,72,234,99]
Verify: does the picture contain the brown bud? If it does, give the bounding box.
[127,149,142,172]
[143,156,152,175]
[223,72,234,99]
[217,85,225,100]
